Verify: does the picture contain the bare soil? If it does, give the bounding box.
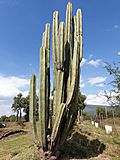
[0,129,26,140]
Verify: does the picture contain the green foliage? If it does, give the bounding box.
[23,94,39,122]
[78,92,86,111]
[107,109,113,118]
[96,107,106,117]
[77,92,86,122]
[96,106,120,118]
[83,112,95,120]
[12,93,24,121]
[0,115,9,122]
[9,115,16,122]
[0,115,19,122]
[22,95,30,121]
[114,106,120,117]
[11,93,38,122]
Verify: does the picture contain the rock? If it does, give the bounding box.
[91,121,94,125]
[105,125,112,134]
[95,122,99,128]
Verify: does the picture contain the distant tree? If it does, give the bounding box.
[104,62,120,108]
[12,93,24,121]
[77,91,86,122]
[107,109,113,118]
[0,115,9,122]
[96,107,106,117]
[11,92,39,122]
[114,107,120,117]
[83,112,95,120]
[104,62,120,121]
[22,94,39,121]
[9,115,16,122]
[22,95,30,121]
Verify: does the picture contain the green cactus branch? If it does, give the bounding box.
[29,75,38,144]
[39,46,47,150]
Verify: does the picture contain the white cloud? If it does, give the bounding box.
[80,58,87,66]
[0,75,29,98]
[0,75,29,116]
[114,25,119,29]
[85,92,109,106]
[81,57,105,68]
[118,52,120,56]
[88,59,103,67]
[80,83,85,88]
[96,83,105,87]
[0,98,14,116]
[22,91,29,97]
[0,102,14,116]
[80,76,85,88]
[88,76,107,85]
[88,54,93,60]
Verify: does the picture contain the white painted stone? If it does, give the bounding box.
[105,125,112,134]
[95,122,99,128]
[91,121,94,125]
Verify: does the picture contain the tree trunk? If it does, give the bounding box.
[80,109,83,120]
[105,107,108,119]
[19,108,22,120]
[77,108,80,123]
[16,110,19,122]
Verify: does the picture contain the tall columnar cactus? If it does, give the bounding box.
[30,2,82,158]
[29,75,38,144]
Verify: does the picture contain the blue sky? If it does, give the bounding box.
[0,0,120,116]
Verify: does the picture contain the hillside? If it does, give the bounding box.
[84,105,111,115]
[0,119,120,160]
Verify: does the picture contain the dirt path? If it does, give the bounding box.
[0,129,26,140]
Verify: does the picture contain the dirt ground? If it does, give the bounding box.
[0,129,26,140]
[0,119,120,160]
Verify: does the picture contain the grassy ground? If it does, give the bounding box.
[0,122,37,160]
[0,119,120,160]
[61,119,120,160]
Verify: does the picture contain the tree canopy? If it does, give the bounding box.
[77,91,86,122]
[11,93,38,121]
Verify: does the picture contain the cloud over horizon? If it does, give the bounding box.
[0,75,29,116]
[85,91,109,106]
[0,75,29,99]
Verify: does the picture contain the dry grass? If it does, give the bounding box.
[60,118,120,160]
[0,119,120,160]
[0,122,35,160]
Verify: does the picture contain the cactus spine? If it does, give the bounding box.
[29,2,83,158]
